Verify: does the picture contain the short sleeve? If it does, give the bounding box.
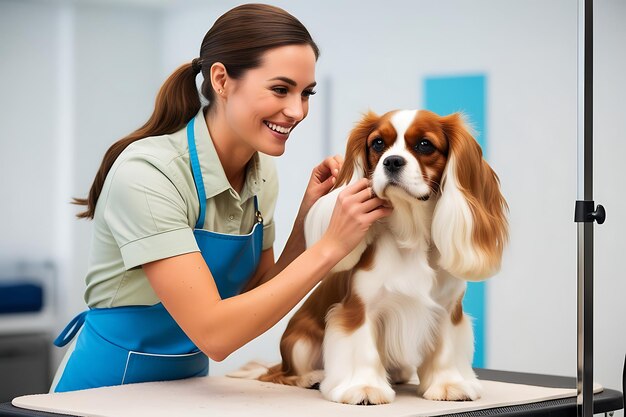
[103,157,199,269]
[258,155,279,251]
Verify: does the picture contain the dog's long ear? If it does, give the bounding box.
[333,111,380,188]
[432,113,509,280]
[304,111,379,272]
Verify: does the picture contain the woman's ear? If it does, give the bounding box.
[333,111,379,188]
[432,113,509,280]
[210,62,228,97]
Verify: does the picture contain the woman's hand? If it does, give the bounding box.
[299,155,344,218]
[321,178,393,257]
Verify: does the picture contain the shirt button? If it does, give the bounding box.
[229,215,235,221]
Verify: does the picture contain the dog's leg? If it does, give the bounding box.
[257,332,324,388]
[320,306,395,405]
[289,338,325,388]
[417,312,482,401]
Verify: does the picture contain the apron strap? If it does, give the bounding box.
[53,310,89,347]
[187,117,207,229]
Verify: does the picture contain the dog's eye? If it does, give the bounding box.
[371,138,385,153]
[415,139,436,155]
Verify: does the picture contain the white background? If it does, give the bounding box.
[1,0,624,412]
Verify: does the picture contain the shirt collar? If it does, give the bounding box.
[191,108,262,202]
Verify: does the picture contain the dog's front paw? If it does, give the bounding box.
[322,381,396,405]
[422,378,482,401]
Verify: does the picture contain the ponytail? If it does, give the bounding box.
[73,62,201,219]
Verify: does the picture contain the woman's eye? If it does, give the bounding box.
[371,138,385,152]
[272,87,288,95]
[415,139,436,154]
[302,89,317,98]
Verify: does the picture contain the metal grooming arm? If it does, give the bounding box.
[574,1,606,416]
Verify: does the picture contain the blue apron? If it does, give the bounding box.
[53,116,263,392]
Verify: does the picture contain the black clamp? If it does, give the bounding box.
[574,200,606,224]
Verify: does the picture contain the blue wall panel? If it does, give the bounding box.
[423,74,488,368]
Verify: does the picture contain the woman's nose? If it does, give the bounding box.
[283,95,305,121]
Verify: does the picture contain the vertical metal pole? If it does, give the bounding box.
[576,0,594,416]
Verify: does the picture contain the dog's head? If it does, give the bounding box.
[335,109,508,280]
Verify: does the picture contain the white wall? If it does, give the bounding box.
[1,0,623,406]
[0,1,60,261]
[592,0,626,400]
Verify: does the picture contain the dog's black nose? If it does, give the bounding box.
[383,155,406,173]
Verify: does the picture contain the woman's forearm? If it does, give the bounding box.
[202,237,341,360]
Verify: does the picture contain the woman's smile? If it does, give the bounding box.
[263,120,295,140]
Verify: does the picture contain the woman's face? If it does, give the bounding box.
[224,44,317,156]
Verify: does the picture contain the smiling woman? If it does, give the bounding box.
[49,3,392,394]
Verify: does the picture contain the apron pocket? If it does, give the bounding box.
[122,350,208,385]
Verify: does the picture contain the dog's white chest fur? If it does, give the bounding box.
[354,232,443,371]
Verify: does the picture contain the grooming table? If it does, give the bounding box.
[0,369,623,417]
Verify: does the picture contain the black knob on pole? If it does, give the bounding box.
[574,200,606,224]
[590,204,606,224]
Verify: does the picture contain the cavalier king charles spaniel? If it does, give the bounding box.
[235,109,508,405]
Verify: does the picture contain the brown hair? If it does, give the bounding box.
[74,3,319,218]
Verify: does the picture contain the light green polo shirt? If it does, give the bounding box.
[84,108,278,308]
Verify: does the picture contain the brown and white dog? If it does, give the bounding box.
[236,109,508,405]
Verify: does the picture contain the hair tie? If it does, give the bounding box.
[191,58,202,74]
